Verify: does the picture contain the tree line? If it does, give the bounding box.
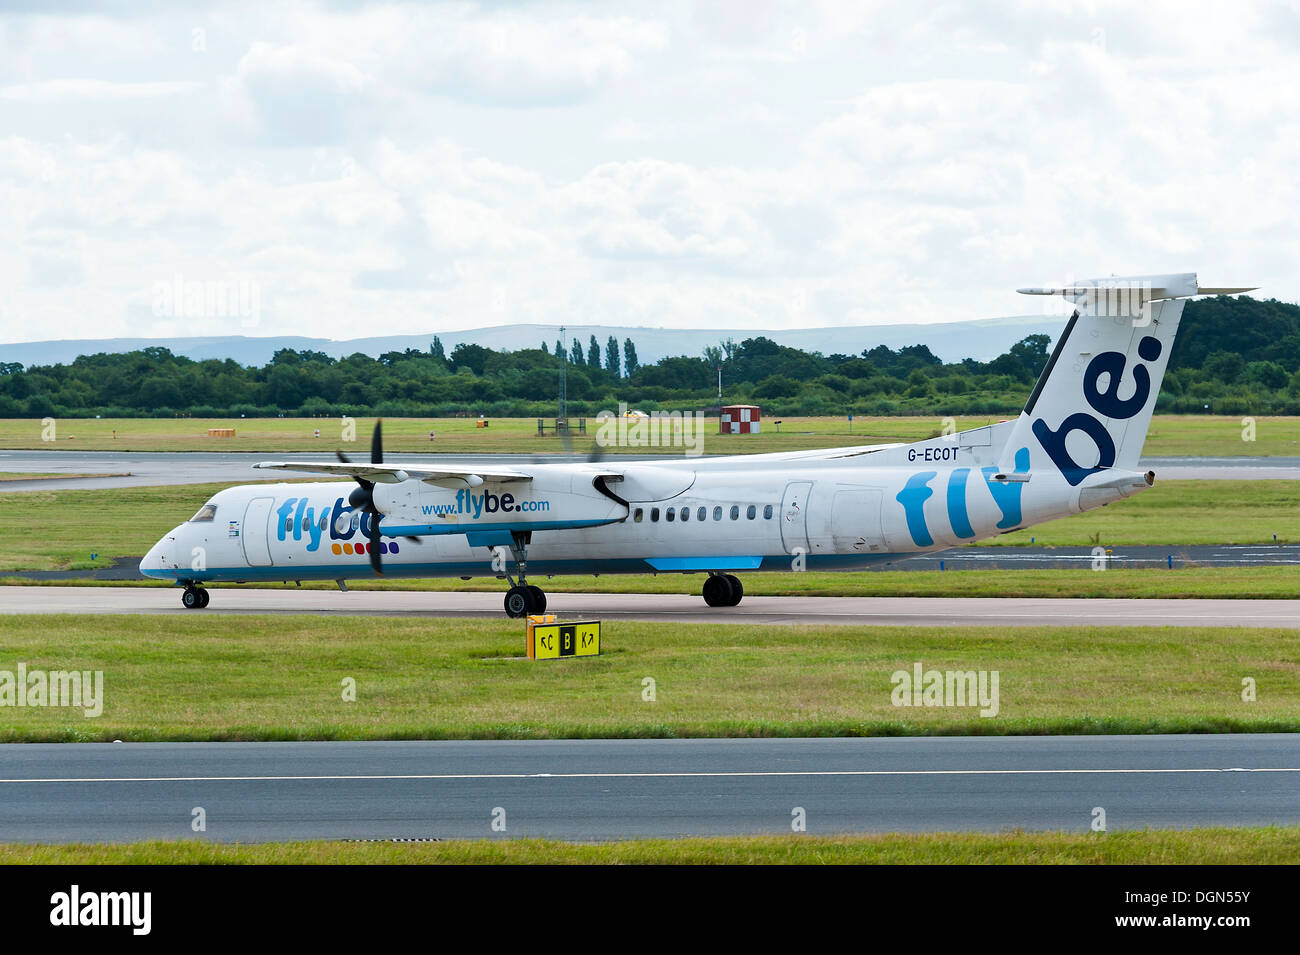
[1,296,1297,419]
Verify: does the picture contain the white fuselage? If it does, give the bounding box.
[139,423,1150,585]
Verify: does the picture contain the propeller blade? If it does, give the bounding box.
[335,450,351,464]
[371,419,383,465]
[559,418,573,459]
[369,514,383,575]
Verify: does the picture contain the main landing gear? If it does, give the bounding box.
[702,573,743,608]
[181,584,210,609]
[501,531,547,618]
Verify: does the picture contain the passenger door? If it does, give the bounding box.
[779,481,812,554]
[241,497,275,567]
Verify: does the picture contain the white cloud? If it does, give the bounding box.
[220,42,378,145]
[0,0,1298,346]
[0,79,203,101]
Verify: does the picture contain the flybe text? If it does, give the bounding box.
[273,493,554,551]
[424,489,550,518]
[275,496,384,551]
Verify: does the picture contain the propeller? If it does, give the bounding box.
[558,413,607,464]
[337,419,386,575]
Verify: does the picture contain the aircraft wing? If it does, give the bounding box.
[680,443,903,469]
[252,461,533,486]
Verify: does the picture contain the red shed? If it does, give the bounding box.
[720,404,761,434]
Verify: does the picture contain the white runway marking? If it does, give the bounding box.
[4,767,1299,784]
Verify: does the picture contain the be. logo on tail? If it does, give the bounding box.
[1031,335,1162,486]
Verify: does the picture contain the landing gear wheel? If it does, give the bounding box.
[182,586,202,610]
[195,587,210,609]
[703,574,730,607]
[723,574,743,607]
[526,585,547,614]
[504,585,536,618]
[703,575,743,608]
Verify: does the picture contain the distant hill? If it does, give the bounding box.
[0,315,1063,369]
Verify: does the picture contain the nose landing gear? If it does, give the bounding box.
[504,584,546,617]
[500,531,547,618]
[702,573,743,608]
[181,585,210,609]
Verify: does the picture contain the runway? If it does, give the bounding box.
[0,585,1296,627]
[0,449,1296,491]
[6,543,1298,584]
[2,735,1297,842]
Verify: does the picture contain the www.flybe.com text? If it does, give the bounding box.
[422,490,550,518]
[274,492,553,551]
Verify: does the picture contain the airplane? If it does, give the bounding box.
[140,273,1254,616]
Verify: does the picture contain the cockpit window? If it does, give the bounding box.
[190,503,217,522]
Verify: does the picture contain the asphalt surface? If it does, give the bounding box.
[2,736,1297,842]
[1,449,1297,491]
[4,543,1297,584]
[0,586,1295,626]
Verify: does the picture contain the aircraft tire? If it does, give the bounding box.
[526,585,547,613]
[723,575,743,606]
[504,586,534,618]
[702,574,729,607]
[196,588,210,608]
[181,587,201,610]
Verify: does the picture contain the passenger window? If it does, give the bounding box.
[189,503,217,522]
[698,507,706,521]
[764,504,773,519]
[746,505,756,520]
[634,508,643,522]
[713,506,722,521]
[651,507,660,522]
[666,507,675,522]
[680,507,689,522]
[730,505,739,520]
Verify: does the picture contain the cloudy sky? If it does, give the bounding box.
[1,0,1296,345]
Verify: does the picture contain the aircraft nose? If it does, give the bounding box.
[139,540,168,579]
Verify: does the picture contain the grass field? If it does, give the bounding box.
[3,414,1298,456]
[1,478,1294,574]
[0,615,1294,742]
[4,827,1298,864]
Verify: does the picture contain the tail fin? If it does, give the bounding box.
[1004,272,1255,483]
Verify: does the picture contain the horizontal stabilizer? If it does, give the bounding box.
[1018,273,1255,304]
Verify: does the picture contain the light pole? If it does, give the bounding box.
[558,324,567,429]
